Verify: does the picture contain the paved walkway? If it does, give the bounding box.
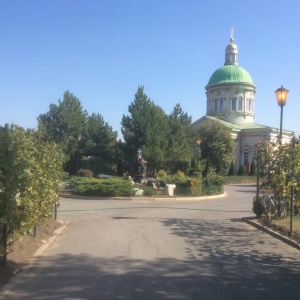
[2,184,300,299]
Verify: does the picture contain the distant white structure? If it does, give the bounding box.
[191,29,293,172]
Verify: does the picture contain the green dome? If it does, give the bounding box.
[207,64,253,86]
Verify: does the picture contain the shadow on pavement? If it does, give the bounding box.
[7,218,300,300]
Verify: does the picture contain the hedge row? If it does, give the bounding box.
[0,126,64,261]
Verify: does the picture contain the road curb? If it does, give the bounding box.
[242,217,300,250]
[0,221,70,299]
[59,192,227,201]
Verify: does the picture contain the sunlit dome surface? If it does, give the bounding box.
[207,64,253,86]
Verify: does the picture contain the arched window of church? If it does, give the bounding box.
[238,97,243,111]
[248,99,252,111]
[219,98,224,112]
[214,98,218,111]
[232,97,237,111]
[244,150,249,166]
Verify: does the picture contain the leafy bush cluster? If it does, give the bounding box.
[156,170,168,179]
[66,167,225,198]
[146,178,166,188]
[202,169,225,195]
[253,139,300,224]
[252,194,290,226]
[0,126,64,257]
[224,176,256,184]
[77,169,93,177]
[138,185,157,196]
[67,177,135,197]
[163,173,200,196]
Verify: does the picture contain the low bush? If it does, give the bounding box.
[65,176,85,191]
[67,170,225,198]
[252,196,265,218]
[202,169,224,195]
[202,184,224,195]
[139,185,157,196]
[97,174,112,179]
[168,175,202,196]
[67,177,134,197]
[147,178,166,188]
[156,170,168,179]
[77,169,93,178]
[237,165,246,176]
[224,176,256,184]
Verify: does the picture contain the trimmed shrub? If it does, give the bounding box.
[252,196,264,218]
[68,177,135,197]
[187,177,202,196]
[249,160,257,176]
[170,175,202,197]
[202,168,224,195]
[224,176,256,184]
[156,170,168,179]
[139,185,157,196]
[77,169,93,178]
[147,178,166,188]
[174,170,185,178]
[227,161,236,176]
[237,165,245,176]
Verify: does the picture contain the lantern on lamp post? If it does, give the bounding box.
[275,86,289,144]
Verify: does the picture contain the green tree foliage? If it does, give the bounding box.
[167,104,195,174]
[249,160,256,176]
[82,113,118,175]
[198,121,236,175]
[202,158,211,178]
[227,161,236,176]
[237,164,245,176]
[121,86,169,173]
[255,140,300,218]
[38,92,118,176]
[0,126,64,257]
[37,91,88,174]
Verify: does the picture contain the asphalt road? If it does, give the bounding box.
[3,184,300,299]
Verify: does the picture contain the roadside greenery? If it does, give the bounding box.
[121,86,196,176]
[252,139,300,227]
[38,91,118,175]
[224,176,256,184]
[0,126,64,263]
[67,177,135,197]
[202,168,225,195]
[65,167,224,198]
[271,215,300,243]
[198,121,235,176]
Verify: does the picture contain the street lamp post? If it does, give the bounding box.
[275,86,294,235]
[195,139,201,171]
[77,134,82,173]
[290,134,295,236]
[275,86,289,144]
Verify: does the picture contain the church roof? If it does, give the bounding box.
[204,116,275,131]
[207,64,253,86]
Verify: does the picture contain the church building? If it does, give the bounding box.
[191,30,293,172]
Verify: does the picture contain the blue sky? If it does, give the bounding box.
[1,0,300,138]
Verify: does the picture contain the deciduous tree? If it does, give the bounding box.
[198,121,236,175]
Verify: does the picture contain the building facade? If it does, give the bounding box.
[191,32,293,171]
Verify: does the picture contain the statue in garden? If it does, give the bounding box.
[132,148,147,183]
